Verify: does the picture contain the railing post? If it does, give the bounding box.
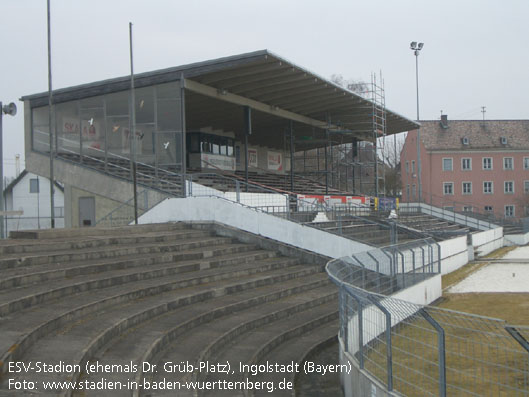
[367,296,393,391]
[419,308,446,397]
[338,214,342,235]
[349,293,364,369]
[236,180,240,203]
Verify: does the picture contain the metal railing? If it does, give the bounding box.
[327,245,529,396]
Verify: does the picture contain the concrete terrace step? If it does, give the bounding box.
[0,246,278,316]
[0,256,308,378]
[77,276,333,396]
[0,229,211,262]
[0,238,245,287]
[198,301,338,396]
[254,320,339,397]
[2,264,324,392]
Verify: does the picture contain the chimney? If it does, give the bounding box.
[440,114,449,129]
[15,154,20,177]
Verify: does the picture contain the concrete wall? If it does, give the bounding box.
[504,231,529,246]
[138,196,373,258]
[25,150,168,228]
[438,235,468,274]
[471,227,504,256]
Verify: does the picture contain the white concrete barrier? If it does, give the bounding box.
[138,196,373,258]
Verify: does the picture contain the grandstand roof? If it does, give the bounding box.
[22,50,418,148]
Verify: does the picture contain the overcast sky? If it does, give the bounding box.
[1,0,528,177]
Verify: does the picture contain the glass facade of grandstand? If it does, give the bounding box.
[32,82,184,173]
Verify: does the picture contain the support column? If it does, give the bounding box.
[180,74,187,197]
[244,106,251,192]
[289,120,294,192]
[324,130,329,195]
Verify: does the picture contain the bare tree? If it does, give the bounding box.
[330,74,369,95]
[378,133,406,197]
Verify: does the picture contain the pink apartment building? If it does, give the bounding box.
[401,117,529,219]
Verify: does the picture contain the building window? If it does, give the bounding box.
[504,181,514,194]
[525,181,529,193]
[462,182,472,195]
[405,161,409,174]
[411,160,415,174]
[505,205,515,218]
[525,206,529,217]
[484,205,493,213]
[406,184,410,199]
[483,181,493,194]
[463,206,473,212]
[503,157,514,170]
[483,157,492,170]
[29,178,39,193]
[443,182,454,195]
[461,158,471,171]
[412,184,416,199]
[442,158,453,171]
[443,206,454,212]
[524,157,529,170]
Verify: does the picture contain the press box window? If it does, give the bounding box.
[29,178,39,193]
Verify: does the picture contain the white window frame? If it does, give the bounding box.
[442,157,453,171]
[484,205,493,213]
[483,181,493,194]
[482,157,493,170]
[462,182,472,195]
[461,158,472,171]
[524,181,529,194]
[504,181,514,194]
[505,205,515,218]
[443,182,454,195]
[463,206,473,212]
[29,178,39,193]
[503,157,514,170]
[524,157,529,170]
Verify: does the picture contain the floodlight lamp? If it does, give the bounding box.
[410,41,417,50]
[418,42,424,50]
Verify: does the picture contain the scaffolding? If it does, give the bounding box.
[293,72,388,198]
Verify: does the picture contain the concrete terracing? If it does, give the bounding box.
[0,222,337,396]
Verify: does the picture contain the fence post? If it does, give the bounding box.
[338,214,342,235]
[419,308,446,397]
[236,180,240,203]
[505,326,529,354]
[349,293,364,369]
[367,295,393,391]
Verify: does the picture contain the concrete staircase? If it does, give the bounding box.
[0,222,337,396]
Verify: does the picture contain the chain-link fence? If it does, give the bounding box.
[327,244,529,396]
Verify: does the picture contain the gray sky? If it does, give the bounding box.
[1,0,528,177]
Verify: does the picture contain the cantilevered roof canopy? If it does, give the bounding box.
[22,50,419,148]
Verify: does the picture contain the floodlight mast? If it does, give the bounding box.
[410,41,424,202]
